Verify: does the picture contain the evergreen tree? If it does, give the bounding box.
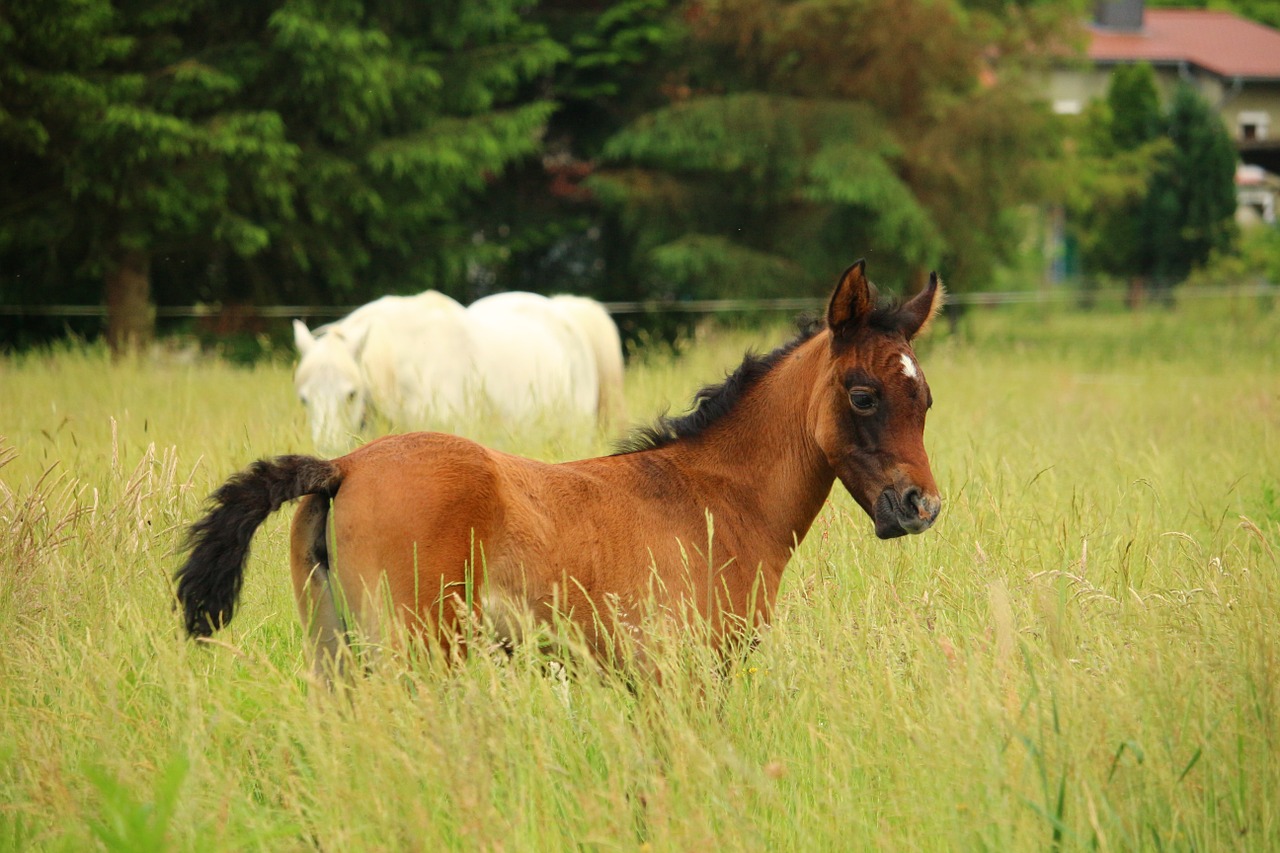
[591,0,1068,300]
[1147,0,1280,30]
[0,0,299,350]
[1071,63,1170,297]
[597,93,942,298]
[1070,67,1238,296]
[1107,63,1163,151]
[0,0,562,350]
[1162,83,1238,280]
[472,0,679,299]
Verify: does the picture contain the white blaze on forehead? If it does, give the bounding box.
[899,352,919,381]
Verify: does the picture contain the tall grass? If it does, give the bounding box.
[1,297,1278,851]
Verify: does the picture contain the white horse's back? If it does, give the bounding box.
[315,291,464,337]
[359,306,477,425]
[467,292,599,422]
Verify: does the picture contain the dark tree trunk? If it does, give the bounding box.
[105,249,153,355]
[1126,274,1146,310]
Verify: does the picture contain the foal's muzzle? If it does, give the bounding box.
[873,486,941,539]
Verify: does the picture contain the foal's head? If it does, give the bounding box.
[812,260,944,539]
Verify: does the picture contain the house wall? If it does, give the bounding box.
[1223,89,1280,141]
[1043,67,1112,114]
[1042,65,1200,114]
[1046,66,1280,146]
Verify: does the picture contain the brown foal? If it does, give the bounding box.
[175,260,944,676]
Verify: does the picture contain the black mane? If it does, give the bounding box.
[614,317,825,455]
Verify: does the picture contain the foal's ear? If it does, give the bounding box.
[293,319,316,355]
[899,272,945,340]
[827,259,876,335]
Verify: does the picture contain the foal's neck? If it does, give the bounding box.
[672,333,835,550]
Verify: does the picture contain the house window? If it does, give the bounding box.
[1238,111,1270,142]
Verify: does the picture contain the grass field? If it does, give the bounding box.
[2,294,1278,851]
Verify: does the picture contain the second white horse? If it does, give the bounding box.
[292,290,624,454]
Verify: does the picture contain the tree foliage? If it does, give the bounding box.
[462,0,680,299]
[1160,83,1238,279]
[592,0,1069,298]
[5,0,1162,351]
[1067,64,1237,289]
[0,0,562,349]
[1068,63,1170,282]
[597,92,941,297]
[1146,0,1280,29]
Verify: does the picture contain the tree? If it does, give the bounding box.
[1068,66,1238,298]
[1072,62,1169,298]
[1147,0,1280,30]
[470,0,681,300]
[1161,83,1238,280]
[1,0,303,351]
[0,0,562,351]
[589,0,1070,301]
[597,93,943,298]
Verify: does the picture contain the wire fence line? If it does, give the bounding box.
[1,282,1275,319]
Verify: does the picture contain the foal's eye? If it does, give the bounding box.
[849,389,878,414]
[346,390,358,403]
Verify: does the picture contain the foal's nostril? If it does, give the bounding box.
[902,486,924,515]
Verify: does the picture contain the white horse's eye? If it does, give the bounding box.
[346,390,358,403]
[299,394,308,406]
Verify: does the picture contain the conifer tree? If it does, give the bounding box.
[0,0,562,350]
[1094,63,1168,293]
[1,0,299,350]
[1161,84,1238,280]
[591,0,1066,299]
[476,0,678,298]
[1070,67,1237,298]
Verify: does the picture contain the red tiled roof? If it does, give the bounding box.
[1089,9,1280,80]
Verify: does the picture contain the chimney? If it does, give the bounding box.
[1095,0,1144,30]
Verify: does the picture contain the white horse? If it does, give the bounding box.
[310,290,464,337]
[292,290,625,454]
[465,292,596,425]
[546,294,627,428]
[293,292,474,454]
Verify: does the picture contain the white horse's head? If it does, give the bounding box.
[293,319,370,455]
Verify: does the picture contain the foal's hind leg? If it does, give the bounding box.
[290,495,347,684]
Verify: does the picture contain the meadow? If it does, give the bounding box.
[1,292,1278,851]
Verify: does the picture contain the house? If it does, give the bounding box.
[1045,0,1280,225]
[1237,164,1280,226]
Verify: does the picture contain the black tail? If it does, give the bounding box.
[175,455,343,638]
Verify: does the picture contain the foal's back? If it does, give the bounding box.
[318,430,782,651]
